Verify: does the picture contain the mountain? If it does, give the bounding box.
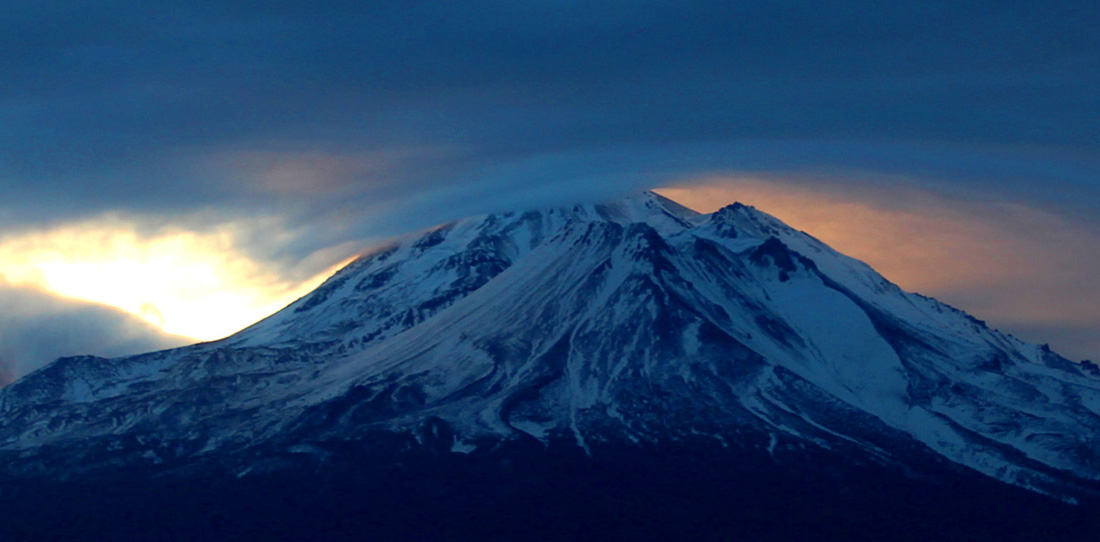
[1,191,1099,540]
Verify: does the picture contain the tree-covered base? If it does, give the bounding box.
[1,440,1096,541]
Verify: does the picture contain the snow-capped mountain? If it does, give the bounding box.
[1,191,1098,508]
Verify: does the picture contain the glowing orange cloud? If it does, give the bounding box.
[206,146,455,197]
[657,177,1100,361]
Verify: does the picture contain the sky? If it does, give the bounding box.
[1,1,1097,380]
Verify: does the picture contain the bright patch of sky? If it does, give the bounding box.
[0,216,345,341]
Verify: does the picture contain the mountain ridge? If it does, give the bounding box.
[1,191,1099,509]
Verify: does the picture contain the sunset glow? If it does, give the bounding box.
[658,178,1100,361]
[0,218,346,341]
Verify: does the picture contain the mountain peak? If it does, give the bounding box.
[578,190,700,234]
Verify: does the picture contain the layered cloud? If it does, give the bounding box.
[2,2,1096,227]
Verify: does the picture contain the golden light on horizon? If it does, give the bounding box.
[0,217,348,342]
[2,183,1097,362]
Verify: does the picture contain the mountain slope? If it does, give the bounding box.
[1,191,1098,506]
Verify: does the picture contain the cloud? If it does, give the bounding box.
[1,1,1096,230]
[0,279,191,384]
